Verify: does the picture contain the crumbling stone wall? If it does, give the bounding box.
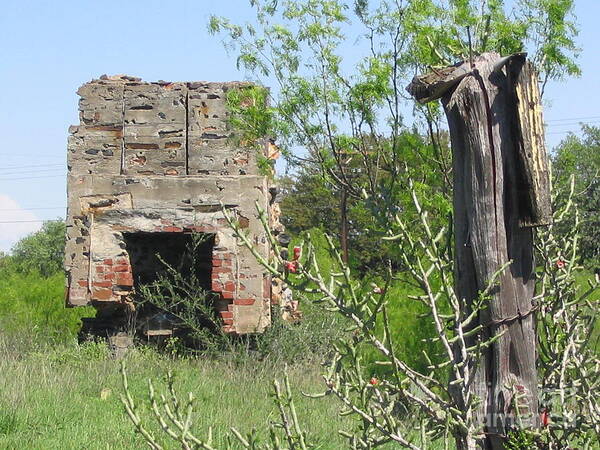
[65,75,274,335]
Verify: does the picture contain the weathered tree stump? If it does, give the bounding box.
[408,53,551,449]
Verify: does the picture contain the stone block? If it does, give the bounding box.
[187,95,228,135]
[77,83,123,102]
[123,135,186,175]
[233,304,267,333]
[79,100,123,126]
[70,124,124,139]
[68,138,122,175]
[124,83,186,125]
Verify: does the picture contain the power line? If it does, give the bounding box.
[0,163,64,171]
[0,169,66,177]
[0,207,66,211]
[0,155,64,160]
[546,130,584,136]
[0,219,64,224]
[546,115,600,123]
[546,121,600,128]
[0,175,65,181]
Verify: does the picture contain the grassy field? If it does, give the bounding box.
[0,258,595,449]
[0,332,355,449]
[0,267,358,449]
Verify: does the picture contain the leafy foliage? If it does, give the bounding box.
[0,270,92,341]
[551,125,600,266]
[210,0,579,170]
[11,220,65,277]
[205,2,585,447]
[0,220,92,341]
[534,177,600,447]
[278,129,452,275]
[136,234,227,353]
[225,85,277,176]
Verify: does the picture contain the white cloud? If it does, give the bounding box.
[0,195,42,253]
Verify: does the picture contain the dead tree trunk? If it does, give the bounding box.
[407,53,551,449]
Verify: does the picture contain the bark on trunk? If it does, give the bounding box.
[443,53,539,448]
[409,52,549,449]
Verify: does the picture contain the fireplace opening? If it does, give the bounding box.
[122,231,216,340]
[123,232,214,289]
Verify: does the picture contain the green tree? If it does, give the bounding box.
[11,220,65,277]
[279,165,398,274]
[210,0,578,265]
[551,125,600,266]
[279,128,452,274]
[206,1,583,448]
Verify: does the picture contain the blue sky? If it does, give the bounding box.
[0,0,598,251]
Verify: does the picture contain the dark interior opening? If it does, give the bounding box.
[122,231,217,341]
[123,232,214,291]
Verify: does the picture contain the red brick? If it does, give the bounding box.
[212,267,232,275]
[212,259,222,267]
[222,318,233,325]
[116,274,134,286]
[192,225,215,233]
[91,288,113,300]
[164,226,183,232]
[77,280,88,287]
[116,257,129,265]
[111,225,134,232]
[220,311,233,319]
[103,259,113,265]
[223,281,236,292]
[95,266,105,274]
[113,265,130,272]
[93,280,112,288]
[234,298,255,306]
[211,280,222,290]
[104,273,115,280]
[221,291,234,299]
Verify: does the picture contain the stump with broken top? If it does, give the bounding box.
[407,52,552,449]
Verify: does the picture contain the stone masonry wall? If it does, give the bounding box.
[65,75,272,334]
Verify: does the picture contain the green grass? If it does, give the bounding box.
[0,334,354,449]
[0,269,356,449]
[0,268,427,449]
[2,262,594,449]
